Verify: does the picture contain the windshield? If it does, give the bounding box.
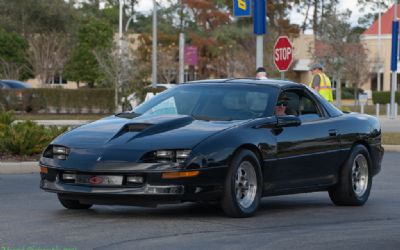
[133,84,278,121]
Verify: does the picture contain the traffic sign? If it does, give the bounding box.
[273,36,293,72]
[233,0,251,17]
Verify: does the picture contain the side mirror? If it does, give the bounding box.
[276,115,301,127]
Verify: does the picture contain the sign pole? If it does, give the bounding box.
[253,0,266,69]
[179,33,185,83]
[281,72,284,80]
[256,36,263,68]
[390,2,398,119]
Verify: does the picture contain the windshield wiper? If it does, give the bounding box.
[115,112,140,119]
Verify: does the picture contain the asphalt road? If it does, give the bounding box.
[1,153,399,250]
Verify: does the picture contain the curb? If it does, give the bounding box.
[0,161,38,174]
[1,145,400,174]
[383,145,400,153]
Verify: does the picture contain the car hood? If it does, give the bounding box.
[47,114,246,169]
[53,114,246,151]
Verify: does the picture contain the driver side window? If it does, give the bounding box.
[281,90,324,122]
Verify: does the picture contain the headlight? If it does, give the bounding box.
[53,146,68,155]
[142,149,192,164]
[43,145,70,160]
[176,150,192,163]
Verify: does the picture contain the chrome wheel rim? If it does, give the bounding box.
[352,154,369,197]
[235,161,257,209]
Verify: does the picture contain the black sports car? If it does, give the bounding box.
[40,79,384,217]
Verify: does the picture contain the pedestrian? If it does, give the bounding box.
[309,63,333,102]
[256,67,268,79]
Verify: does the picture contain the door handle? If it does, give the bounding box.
[328,129,337,136]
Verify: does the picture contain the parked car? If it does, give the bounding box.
[0,79,32,89]
[40,79,384,217]
[0,80,33,111]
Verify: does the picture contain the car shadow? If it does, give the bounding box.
[51,193,334,219]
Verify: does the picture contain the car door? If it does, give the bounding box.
[273,88,341,190]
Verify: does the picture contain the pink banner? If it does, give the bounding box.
[184,46,198,66]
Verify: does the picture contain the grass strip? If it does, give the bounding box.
[382,132,400,145]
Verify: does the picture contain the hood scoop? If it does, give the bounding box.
[108,116,195,143]
[129,116,194,140]
[126,123,153,132]
[110,123,153,141]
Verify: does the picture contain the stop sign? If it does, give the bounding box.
[273,36,293,72]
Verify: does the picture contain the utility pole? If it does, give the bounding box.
[116,0,123,112]
[152,0,157,88]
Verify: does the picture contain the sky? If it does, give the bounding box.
[136,0,363,27]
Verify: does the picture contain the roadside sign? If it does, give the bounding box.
[253,0,266,35]
[359,93,368,105]
[273,36,293,72]
[184,46,198,66]
[391,20,399,71]
[233,0,251,17]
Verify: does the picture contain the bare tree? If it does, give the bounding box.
[157,45,178,83]
[312,12,361,105]
[0,58,26,80]
[343,43,370,99]
[95,40,142,88]
[27,33,69,85]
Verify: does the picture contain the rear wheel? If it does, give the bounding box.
[329,144,372,206]
[57,194,93,209]
[221,149,262,217]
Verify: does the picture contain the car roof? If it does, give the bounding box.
[186,78,303,89]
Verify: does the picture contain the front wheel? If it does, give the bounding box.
[329,144,372,206]
[221,149,262,217]
[58,194,93,209]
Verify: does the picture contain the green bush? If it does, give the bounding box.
[372,91,400,104]
[0,111,68,156]
[0,88,115,113]
[333,87,364,100]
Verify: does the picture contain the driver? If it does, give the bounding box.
[274,93,298,116]
[275,94,289,116]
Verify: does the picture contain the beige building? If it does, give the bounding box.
[26,78,85,89]
[361,4,399,91]
[292,34,315,85]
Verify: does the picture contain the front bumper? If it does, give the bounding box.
[40,163,227,206]
[370,143,384,176]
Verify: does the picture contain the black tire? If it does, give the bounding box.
[221,149,263,218]
[57,194,93,209]
[329,144,372,206]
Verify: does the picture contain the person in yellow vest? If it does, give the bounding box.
[309,63,333,102]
